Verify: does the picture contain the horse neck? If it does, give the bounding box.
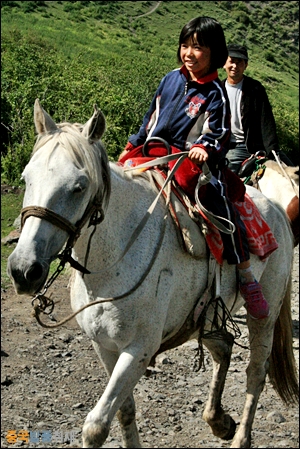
[75,164,158,268]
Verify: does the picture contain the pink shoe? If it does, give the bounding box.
[240,281,270,320]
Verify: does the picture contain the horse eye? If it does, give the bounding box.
[73,183,86,193]
[73,175,88,193]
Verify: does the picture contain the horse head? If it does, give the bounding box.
[7,100,110,295]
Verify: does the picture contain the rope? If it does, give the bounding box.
[21,206,77,234]
[125,153,235,234]
[30,148,233,327]
[32,181,172,328]
[85,152,187,274]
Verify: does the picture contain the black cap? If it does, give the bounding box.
[227,44,248,61]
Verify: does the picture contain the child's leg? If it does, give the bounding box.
[200,179,269,320]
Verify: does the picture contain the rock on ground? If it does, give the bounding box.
[1,247,299,448]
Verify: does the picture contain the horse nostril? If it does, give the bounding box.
[25,262,44,282]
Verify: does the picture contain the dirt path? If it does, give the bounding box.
[128,1,162,34]
[134,1,162,19]
[1,247,299,448]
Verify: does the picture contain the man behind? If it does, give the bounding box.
[222,43,294,174]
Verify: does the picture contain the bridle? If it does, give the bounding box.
[22,141,234,328]
[23,183,170,329]
[21,201,105,274]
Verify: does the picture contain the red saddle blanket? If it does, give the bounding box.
[200,194,278,264]
[119,145,278,264]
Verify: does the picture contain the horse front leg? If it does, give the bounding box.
[91,342,141,447]
[202,331,237,440]
[82,343,148,448]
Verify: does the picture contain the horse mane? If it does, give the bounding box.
[111,162,159,186]
[32,122,111,210]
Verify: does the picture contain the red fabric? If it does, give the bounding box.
[180,66,219,84]
[118,144,278,264]
[197,193,278,264]
[124,142,135,153]
[119,143,245,202]
[168,146,203,197]
[119,144,203,197]
[119,142,170,164]
[119,145,146,163]
[235,195,279,261]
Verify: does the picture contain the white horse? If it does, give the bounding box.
[7,100,298,448]
[251,159,299,246]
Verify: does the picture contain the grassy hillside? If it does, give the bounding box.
[1,0,299,184]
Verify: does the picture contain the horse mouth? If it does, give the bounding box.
[7,257,49,296]
[10,273,48,296]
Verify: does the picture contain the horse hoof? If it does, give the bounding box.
[210,414,237,440]
[82,420,109,448]
[221,415,237,440]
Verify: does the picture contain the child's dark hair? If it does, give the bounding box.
[177,16,228,72]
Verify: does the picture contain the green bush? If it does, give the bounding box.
[1,1,19,7]
[1,1,299,184]
[1,29,173,183]
[265,51,276,63]
[21,1,40,13]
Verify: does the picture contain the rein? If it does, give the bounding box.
[28,155,182,328]
[27,148,233,328]
[32,191,170,328]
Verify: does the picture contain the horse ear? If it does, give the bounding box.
[34,99,58,134]
[81,104,106,142]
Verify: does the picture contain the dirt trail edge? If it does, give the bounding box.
[1,247,299,448]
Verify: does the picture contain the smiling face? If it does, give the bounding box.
[180,36,211,81]
[223,56,248,84]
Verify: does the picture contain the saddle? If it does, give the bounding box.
[119,141,278,265]
[149,169,207,260]
[238,151,268,185]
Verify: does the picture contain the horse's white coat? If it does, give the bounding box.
[7,100,298,448]
[257,159,299,211]
[253,159,299,247]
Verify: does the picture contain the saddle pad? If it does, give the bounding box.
[120,155,278,265]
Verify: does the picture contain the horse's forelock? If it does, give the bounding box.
[32,122,111,205]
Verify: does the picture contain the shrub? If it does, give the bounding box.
[1,1,19,7]
[265,51,276,63]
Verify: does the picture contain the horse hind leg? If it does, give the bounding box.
[231,275,298,448]
[230,318,272,448]
[202,330,237,440]
[117,394,141,448]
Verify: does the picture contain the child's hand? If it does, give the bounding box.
[188,146,209,165]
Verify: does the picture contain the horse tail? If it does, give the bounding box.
[268,273,299,404]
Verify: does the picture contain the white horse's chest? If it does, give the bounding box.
[70,286,133,352]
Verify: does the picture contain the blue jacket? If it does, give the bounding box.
[129,66,231,168]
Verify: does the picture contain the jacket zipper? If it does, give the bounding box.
[165,81,189,135]
[184,81,189,95]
